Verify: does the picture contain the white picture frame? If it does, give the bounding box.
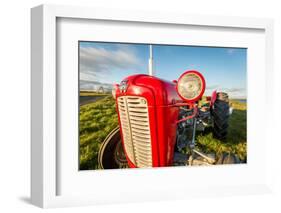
[31,4,274,208]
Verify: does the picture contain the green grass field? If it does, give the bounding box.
[196,100,247,162]
[79,96,118,170]
[79,97,247,170]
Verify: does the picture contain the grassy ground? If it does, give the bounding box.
[79,97,247,170]
[79,96,118,170]
[196,100,247,162]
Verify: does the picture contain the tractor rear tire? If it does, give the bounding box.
[98,127,128,169]
[212,92,230,140]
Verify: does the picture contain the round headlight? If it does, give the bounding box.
[176,70,206,102]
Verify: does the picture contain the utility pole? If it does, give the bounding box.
[148,45,153,76]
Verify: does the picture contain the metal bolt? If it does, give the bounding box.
[141,99,146,104]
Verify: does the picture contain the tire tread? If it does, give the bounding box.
[213,92,229,140]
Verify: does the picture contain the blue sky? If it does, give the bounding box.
[79,42,247,98]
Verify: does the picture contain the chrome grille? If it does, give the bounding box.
[117,96,152,167]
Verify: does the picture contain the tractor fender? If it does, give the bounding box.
[210,90,217,107]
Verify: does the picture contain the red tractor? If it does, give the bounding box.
[98,70,239,169]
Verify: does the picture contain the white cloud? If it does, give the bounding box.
[79,45,140,82]
[205,86,246,99]
[226,48,236,55]
[224,88,246,99]
[206,85,219,90]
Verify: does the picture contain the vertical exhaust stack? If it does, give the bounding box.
[148,45,153,76]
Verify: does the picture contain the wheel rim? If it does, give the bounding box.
[114,140,128,168]
[98,127,128,169]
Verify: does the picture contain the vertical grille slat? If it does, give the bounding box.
[117,96,152,168]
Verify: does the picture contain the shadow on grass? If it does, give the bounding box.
[196,108,247,162]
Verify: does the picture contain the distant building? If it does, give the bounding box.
[98,86,104,94]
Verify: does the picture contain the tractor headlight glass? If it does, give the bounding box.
[177,71,205,102]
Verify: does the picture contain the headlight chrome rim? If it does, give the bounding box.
[176,70,206,102]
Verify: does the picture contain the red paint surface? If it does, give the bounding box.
[211,90,217,107]
[115,71,206,168]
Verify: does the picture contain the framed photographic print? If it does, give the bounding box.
[78,41,247,171]
[31,4,274,208]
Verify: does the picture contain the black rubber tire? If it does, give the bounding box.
[212,92,230,140]
[98,127,128,169]
[216,153,240,164]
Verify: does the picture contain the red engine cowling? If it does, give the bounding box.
[115,74,183,168]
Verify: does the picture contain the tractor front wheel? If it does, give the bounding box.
[212,92,230,140]
[98,127,128,169]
